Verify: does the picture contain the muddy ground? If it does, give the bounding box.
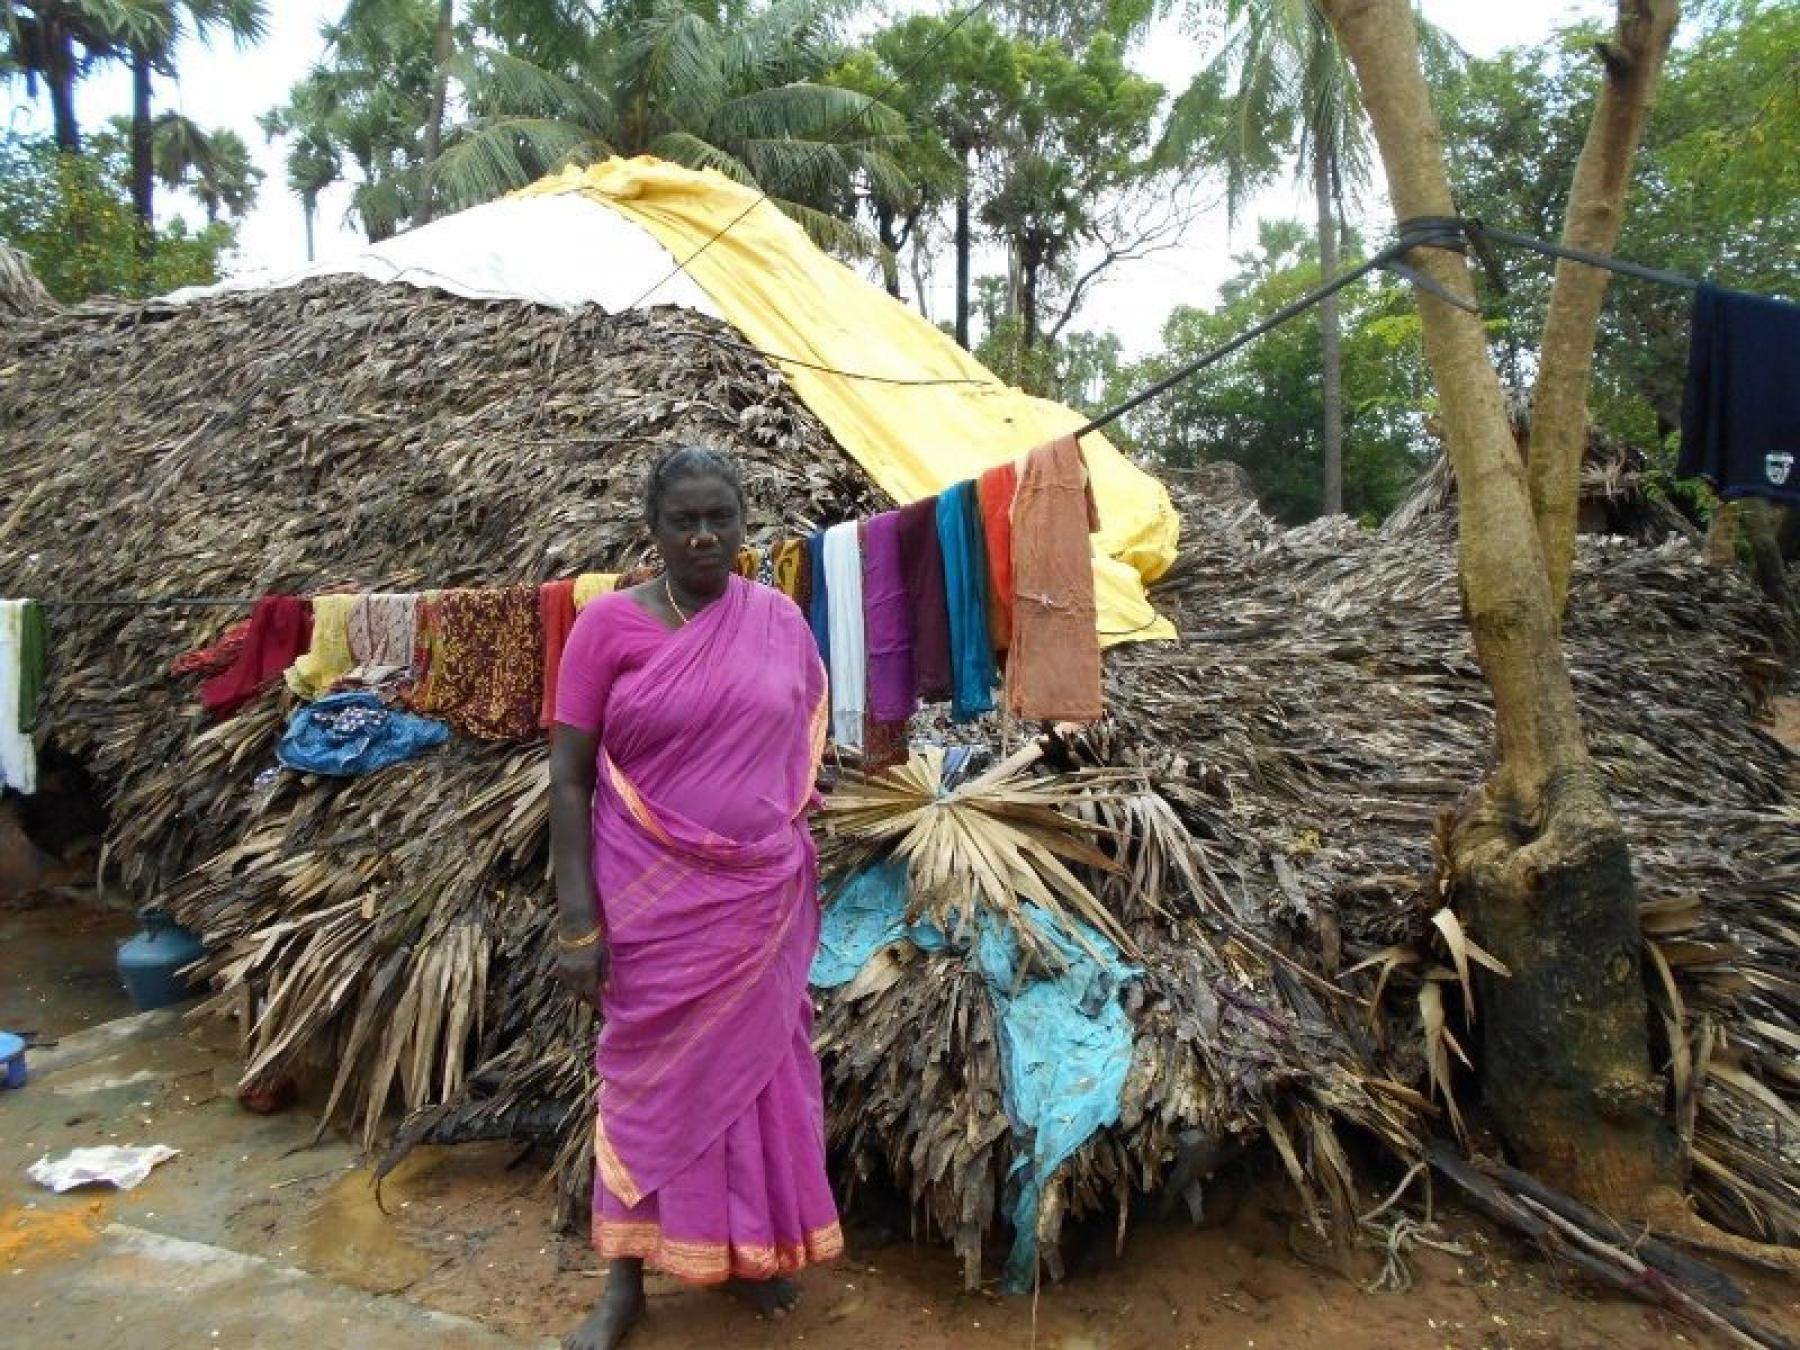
[1,695,1796,1348]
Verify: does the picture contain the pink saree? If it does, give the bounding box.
[578,577,841,1284]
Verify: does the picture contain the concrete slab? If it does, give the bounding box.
[0,1222,553,1349]
[27,1006,193,1077]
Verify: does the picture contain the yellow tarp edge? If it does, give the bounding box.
[518,159,1179,647]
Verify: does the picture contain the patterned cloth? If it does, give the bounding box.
[423,586,545,741]
[170,618,251,680]
[771,538,810,612]
[346,593,419,671]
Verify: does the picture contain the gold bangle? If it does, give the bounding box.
[557,927,604,951]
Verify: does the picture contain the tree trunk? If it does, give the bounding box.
[1526,1,1679,623]
[303,197,317,263]
[130,52,157,259]
[1314,127,1345,518]
[1317,0,1676,1210]
[46,24,82,153]
[417,0,455,226]
[875,203,902,299]
[1707,499,1797,616]
[1020,250,1040,351]
[954,179,972,350]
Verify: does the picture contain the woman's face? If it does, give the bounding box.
[653,473,744,596]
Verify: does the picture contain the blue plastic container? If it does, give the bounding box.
[116,908,207,1011]
[0,1032,25,1089]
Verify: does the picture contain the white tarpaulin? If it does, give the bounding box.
[164,194,721,316]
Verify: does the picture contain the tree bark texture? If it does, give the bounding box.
[47,24,82,153]
[1317,0,1676,1209]
[418,0,455,226]
[130,53,156,257]
[1314,127,1345,518]
[1527,0,1678,624]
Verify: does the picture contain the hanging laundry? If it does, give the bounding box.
[772,538,810,611]
[978,461,1020,658]
[408,591,446,711]
[423,586,545,741]
[861,511,914,725]
[733,546,764,580]
[539,579,579,731]
[278,692,449,777]
[823,522,866,751]
[200,595,312,718]
[897,497,952,702]
[170,618,250,680]
[16,600,46,729]
[0,601,37,794]
[937,482,997,722]
[286,593,358,699]
[806,530,832,668]
[1679,283,1800,505]
[573,573,619,610]
[1008,436,1103,723]
[346,593,419,672]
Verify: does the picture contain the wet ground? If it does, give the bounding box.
[4,819,1800,1349]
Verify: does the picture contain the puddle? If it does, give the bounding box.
[298,1152,442,1295]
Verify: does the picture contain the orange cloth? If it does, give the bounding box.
[539,579,579,730]
[1006,436,1103,723]
[977,461,1019,656]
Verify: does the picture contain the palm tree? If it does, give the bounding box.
[1,1,146,151]
[1161,1,1455,517]
[149,114,262,221]
[115,1,266,243]
[430,0,909,255]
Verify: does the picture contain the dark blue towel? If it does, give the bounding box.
[1678,283,1800,505]
[806,530,831,668]
[936,481,997,721]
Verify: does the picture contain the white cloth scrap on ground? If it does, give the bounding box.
[0,600,35,795]
[822,523,867,752]
[29,1145,180,1192]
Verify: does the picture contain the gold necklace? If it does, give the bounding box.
[663,574,690,625]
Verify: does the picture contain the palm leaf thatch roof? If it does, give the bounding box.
[0,282,1794,1288]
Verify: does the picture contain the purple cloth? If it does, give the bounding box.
[862,511,915,724]
[897,497,951,701]
[554,577,843,1283]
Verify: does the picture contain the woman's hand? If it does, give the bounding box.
[553,939,609,1008]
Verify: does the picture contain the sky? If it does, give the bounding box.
[1,0,1612,354]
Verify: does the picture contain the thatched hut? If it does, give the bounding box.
[2,165,1795,1286]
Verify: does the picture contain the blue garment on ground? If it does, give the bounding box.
[811,858,1139,1291]
[806,530,832,669]
[935,482,997,721]
[278,691,449,777]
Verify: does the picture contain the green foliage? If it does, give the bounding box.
[1436,0,1800,445]
[265,0,906,252]
[1122,220,1433,524]
[0,131,236,300]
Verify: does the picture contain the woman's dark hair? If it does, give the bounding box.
[642,444,746,528]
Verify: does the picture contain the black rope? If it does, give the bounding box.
[1466,221,1700,293]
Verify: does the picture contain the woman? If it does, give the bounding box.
[550,446,842,1350]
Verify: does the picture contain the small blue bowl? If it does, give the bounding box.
[0,1032,25,1090]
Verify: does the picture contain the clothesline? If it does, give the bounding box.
[13,219,1752,615]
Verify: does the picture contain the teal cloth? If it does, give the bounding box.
[935,482,996,721]
[812,858,1139,1292]
[18,600,45,725]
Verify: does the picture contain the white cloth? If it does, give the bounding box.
[29,1145,179,1192]
[822,523,866,752]
[160,195,722,317]
[0,600,35,795]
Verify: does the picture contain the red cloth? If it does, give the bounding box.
[977,461,1019,657]
[199,596,312,718]
[539,578,579,730]
[170,618,251,679]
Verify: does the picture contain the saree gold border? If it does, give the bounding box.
[596,1219,845,1285]
[602,752,677,849]
[602,854,688,928]
[593,1106,644,1208]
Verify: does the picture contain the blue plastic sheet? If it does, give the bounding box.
[811,860,1139,1291]
[277,692,450,777]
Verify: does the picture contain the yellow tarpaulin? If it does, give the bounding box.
[519,158,1179,645]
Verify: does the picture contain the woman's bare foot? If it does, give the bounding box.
[725,1274,802,1319]
[564,1259,646,1350]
